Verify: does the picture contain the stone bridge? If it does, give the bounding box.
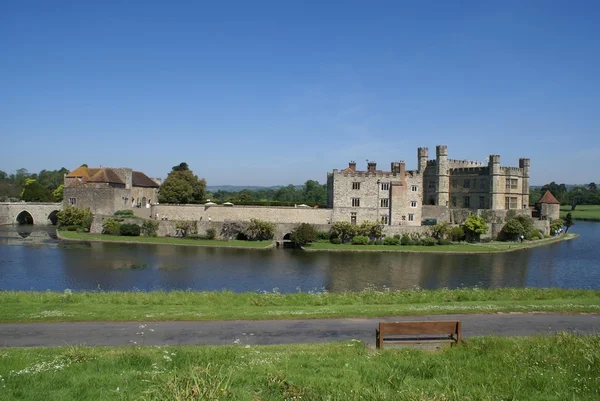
[0,202,63,225]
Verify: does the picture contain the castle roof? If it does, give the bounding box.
[66,166,92,179]
[132,171,159,188]
[538,191,560,204]
[87,168,125,185]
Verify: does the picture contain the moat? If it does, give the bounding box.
[0,222,599,292]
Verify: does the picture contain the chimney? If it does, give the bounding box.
[348,161,356,171]
[399,161,406,178]
[367,161,377,173]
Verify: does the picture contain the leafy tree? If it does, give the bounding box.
[290,223,318,246]
[53,184,64,202]
[357,221,383,239]
[245,219,275,241]
[20,178,54,202]
[158,163,206,204]
[102,218,122,235]
[564,213,574,233]
[449,226,465,241]
[57,206,93,231]
[588,182,597,191]
[220,221,247,240]
[120,223,141,236]
[302,180,327,205]
[0,170,7,181]
[331,221,358,244]
[462,214,488,242]
[141,220,159,237]
[501,218,525,241]
[37,168,68,191]
[431,222,450,239]
[175,221,198,237]
[550,218,563,235]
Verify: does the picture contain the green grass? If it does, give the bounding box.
[306,234,577,253]
[1,288,598,323]
[560,204,600,221]
[1,334,599,400]
[58,230,273,248]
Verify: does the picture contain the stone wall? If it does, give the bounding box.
[540,203,560,221]
[63,187,130,216]
[0,202,62,225]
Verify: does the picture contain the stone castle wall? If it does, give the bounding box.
[0,202,62,226]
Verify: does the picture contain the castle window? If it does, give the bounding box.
[510,197,518,209]
[452,180,458,189]
[380,182,390,191]
[350,212,357,225]
[463,179,470,189]
[408,214,414,222]
[352,182,360,190]
[380,198,389,208]
[480,179,486,190]
[505,197,510,209]
[351,198,360,207]
[505,179,511,189]
[410,201,417,208]
[479,196,486,209]
[69,198,76,205]
[381,215,389,224]
[411,185,418,192]
[511,179,518,189]
[463,196,470,208]
[452,197,456,207]
[428,180,436,189]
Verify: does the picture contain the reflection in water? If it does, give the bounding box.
[0,223,599,292]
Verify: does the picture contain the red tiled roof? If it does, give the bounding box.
[538,191,560,204]
[66,166,91,178]
[87,168,125,185]
[132,171,159,188]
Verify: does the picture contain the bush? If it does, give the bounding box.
[102,218,122,235]
[501,218,525,241]
[480,237,493,243]
[383,236,399,245]
[400,234,413,246]
[220,221,247,240]
[316,231,331,241]
[114,210,134,217]
[290,223,318,246]
[330,237,342,244]
[393,234,401,240]
[141,220,159,237]
[437,238,451,245]
[245,219,275,241]
[550,218,563,235]
[352,235,369,245]
[187,234,207,240]
[422,237,437,246]
[175,220,198,238]
[449,226,465,241]
[64,225,78,231]
[120,223,141,236]
[205,227,216,240]
[331,222,358,244]
[463,214,489,242]
[57,206,93,232]
[373,239,383,245]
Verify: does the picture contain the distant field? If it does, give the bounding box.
[560,205,600,221]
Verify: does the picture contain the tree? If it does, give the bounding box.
[550,218,563,235]
[462,214,488,242]
[20,178,54,202]
[564,213,574,233]
[302,180,327,205]
[290,223,318,246]
[431,222,451,239]
[501,218,525,241]
[158,163,206,204]
[57,206,93,231]
[245,219,275,241]
[331,221,358,244]
[588,182,597,191]
[357,221,383,239]
[53,184,64,201]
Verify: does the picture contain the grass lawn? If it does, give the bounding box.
[1,334,598,400]
[560,204,600,221]
[306,233,577,253]
[58,230,273,248]
[1,288,598,323]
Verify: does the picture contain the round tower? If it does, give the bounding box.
[435,145,449,206]
[488,155,501,209]
[417,147,428,172]
[519,158,530,209]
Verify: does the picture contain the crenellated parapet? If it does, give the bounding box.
[447,159,485,168]
[449,166,489,174]
[500,166,524,175]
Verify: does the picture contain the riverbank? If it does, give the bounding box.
[57,230,274,249]
[561,205,600,221]
[1,288,598,323]
[1,334,598,400]
[305,233,578,253]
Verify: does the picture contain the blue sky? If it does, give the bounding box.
[1,0,598,186]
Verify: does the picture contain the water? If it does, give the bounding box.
[0,223,599,293]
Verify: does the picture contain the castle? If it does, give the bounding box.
[327,145,530,226]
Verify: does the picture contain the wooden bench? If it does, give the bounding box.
[376,321,462,349]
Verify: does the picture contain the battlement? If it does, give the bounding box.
[427,160,437,166]
[500,166,524,174]
[448,159,485,168]
[449,166,489,174]
[331,169,421,178]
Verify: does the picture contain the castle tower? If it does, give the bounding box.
[435,145,449,206]
[488,155,501,209]
[417,147,428,172]
[519,158,530,209]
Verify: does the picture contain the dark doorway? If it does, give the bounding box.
[16,211,34,225]
[48,210,59,225]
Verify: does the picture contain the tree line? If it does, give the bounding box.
[0,168,67,202]
[530,182,599,210]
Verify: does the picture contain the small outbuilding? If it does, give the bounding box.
[537,191,561,221]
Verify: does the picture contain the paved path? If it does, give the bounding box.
[1,313,599,348]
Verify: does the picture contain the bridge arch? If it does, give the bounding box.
[16,210,34,225]
[48,210,60,225]
[283,233,292,240]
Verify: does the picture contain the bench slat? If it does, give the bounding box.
[379,321,459,335]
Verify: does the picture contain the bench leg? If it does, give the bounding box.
[376,329,382,349]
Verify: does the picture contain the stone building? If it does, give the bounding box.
[537,191,561,221]
[327,145,530,226]
[63,167,159,215]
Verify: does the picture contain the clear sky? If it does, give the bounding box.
[1,0,598,186]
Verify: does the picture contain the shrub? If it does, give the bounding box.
[102,218,122,235]
[437,238,451,245]
[422,237,437,246]
[393,234,401,240]
[220,221,247,240]
[187,234,207,240]
[373,239,383,245]
[449,226,465,242]
[550,218,564,235]
[141,220,159,237]
[352,235,369,245]
[64,225,78,231]
[245,219,275,241]
[120,223,141,236]
[330,237,342,244]
[383,236,399,245]
[463,215,488,242]
[175,220,198,237]
[57,206,93,232]
[480,237,493,243]
[114,210,135,217]
[505,210,517,221]
[431,222,450,239]
[501,218,525,241]
[205,227,216,240]
[317,231,331,241]
[331,222,358,244]
[290,223,318,246]
[356,221,383,239]
[400,234,414,246]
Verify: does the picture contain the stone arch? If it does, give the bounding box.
[283,233,292,240]
[16,210,34,225]
[142,197,147,207]
[48,210,60,225]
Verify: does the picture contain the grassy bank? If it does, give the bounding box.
[306,233,577,253]
[58,231,273,248]
[1,334,599,400]
[560,204,600,221]
[1,288,598,323]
